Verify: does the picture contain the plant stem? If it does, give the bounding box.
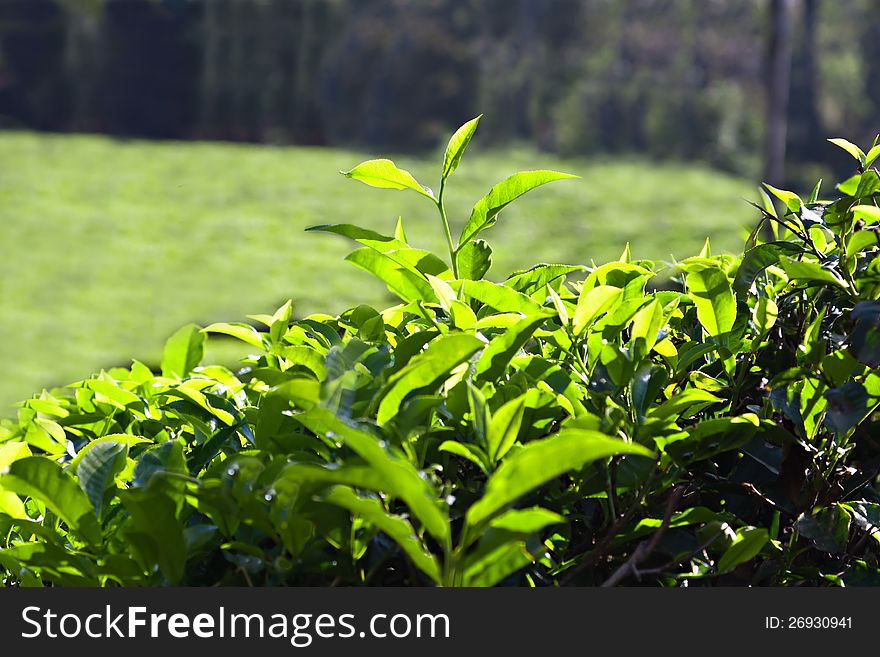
[437,180,458,277]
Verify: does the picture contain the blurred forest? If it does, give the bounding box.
[1,0,879,185]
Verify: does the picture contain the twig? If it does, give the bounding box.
[560,470,666,585]
[635,528,725,579]
[600,485,685,587]
[239,565,254,587]
[607,457,619,520]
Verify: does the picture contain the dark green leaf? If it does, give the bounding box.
[120,489,187,584]
[665,414,760,462]
[824,382,869,435]
[733,242,802,295]
[795,506,851,554]
[76,441,127,517]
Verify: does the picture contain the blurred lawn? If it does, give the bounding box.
[0,132,757,414]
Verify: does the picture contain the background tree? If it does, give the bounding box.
[763,0,794,188]
[1,0,879,183]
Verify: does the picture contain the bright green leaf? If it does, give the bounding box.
[828,138,866,166]
[376,333,483,425]
[717,526,768,573]
[456,239,492,280]
[686,267,736,338]
[487,395,527,463]
[573,285,623,336]
[161,324,205,379]
[442,115,481,181]
[458,170,579,246]
[340,159,434,199]
[1,457,101,545]
[322,486,441,584]
[464,430,652,540]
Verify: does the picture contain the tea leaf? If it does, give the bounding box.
[161,323,206,379]
[376,333,483,425]
[794,506,851,554]
[442,115,481,181]
[1,457,101,545]
[456,239,492,280]
[321,486,441,584]
[475,313,551,382]
[464,430,652,539]
[120,489,187,584]
[345,248,437,303]
[573,285,623,336]
[828,138,866,166]
[341,159,434,200]
[717,526,768,573]
[487,395,527,463]
[203,322,266,350]
[296,410,451,546]
[686,267,736,338]
[76,441,127,517]
[779,258,848,288]
[460,279,546,315]
[439,440,490,474]
[458,170,578,245]
[305,223,407,251]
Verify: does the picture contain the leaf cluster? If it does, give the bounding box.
[1,125,879,587]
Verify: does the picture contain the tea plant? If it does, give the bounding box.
[1,119,878,587]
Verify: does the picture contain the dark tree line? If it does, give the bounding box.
[0,0,877,182]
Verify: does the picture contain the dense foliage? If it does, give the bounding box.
[1,119,879,587]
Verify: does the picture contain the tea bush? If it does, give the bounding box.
[1,118,879,587]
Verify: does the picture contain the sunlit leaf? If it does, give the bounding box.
[376,333,483,425]
[717,526,768,573]
[322,486,441,584]
[1,457,101,545]
[573,285,622,336]
[341,159,434,199]
[464,430,652,540]
[458,170,578,245]
[686,267,736,338]
[442,115,481,181]
[161,323,205,379]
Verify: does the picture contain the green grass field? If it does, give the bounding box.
[0,131,757,414]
